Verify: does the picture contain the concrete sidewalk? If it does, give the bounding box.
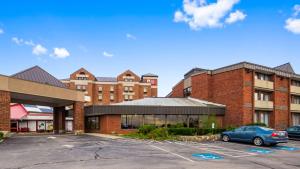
[84,133,123,139]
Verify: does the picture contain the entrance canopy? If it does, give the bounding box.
[0,66,84,107]
[85,97,226,116]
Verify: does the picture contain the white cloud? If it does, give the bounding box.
[32,44,48,56]
[11,37,35,46]
[225,10,246,24]
[12,37,24,45]
[293,4,300,16]
[174,0,245,30]
[51,48,70,58]
[0,28,4,34]
[285,4,300,35]
[103,51,114,58]
[126,33,137,40]
[285,18,300,34]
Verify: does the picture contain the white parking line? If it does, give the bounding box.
[150,145,195,162]
[172,142,257,158]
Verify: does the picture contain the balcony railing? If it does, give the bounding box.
[254,79,274,90]
[291,104,300,112]
[291,86,300,95]
[255,100,274,109]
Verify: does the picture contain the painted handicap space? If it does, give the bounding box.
[192,153,224,160]
[247,148,273,154]
[271,146,300,151]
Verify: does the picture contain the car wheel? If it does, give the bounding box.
[222,135,230,142]
[253,137,264,146]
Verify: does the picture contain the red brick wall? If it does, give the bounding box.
[73,101,84,133]
[99,115,136,134]
[170,80,184,97]
[210,69,245,127]
[191,73,211,101]
[273,76,289,129]
[242,70,254,125]
[0,91,10,132]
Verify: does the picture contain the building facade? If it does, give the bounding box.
[168,62,300,130]
[61,68,158,106]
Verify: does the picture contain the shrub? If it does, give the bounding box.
[168,128,196,136]
[148,128,170,140]
[168,123,185,128]
[0,132,3,140]
[138,125,156,135]
[247,123,267,127]
[196,128,225,135]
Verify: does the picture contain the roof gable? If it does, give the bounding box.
[11,66,67,88]
[117,70,141,81]
[70,67,96,80]
[274,63,295,74]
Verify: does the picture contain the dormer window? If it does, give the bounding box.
[76,72,88,80]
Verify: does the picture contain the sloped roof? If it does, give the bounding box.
[96,77,117,82]
[274,63,295,74]
[11,66,67,88]
[10,104,28,120]
[113,97,225,108]
[142,73,158,77]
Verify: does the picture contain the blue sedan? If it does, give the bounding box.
[221,126,288,146]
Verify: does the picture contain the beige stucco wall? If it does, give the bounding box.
[0,75,84,102]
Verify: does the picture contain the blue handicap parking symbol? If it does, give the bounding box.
[248,148,273,154]
[272,146,300,151]
[192,153,223,160]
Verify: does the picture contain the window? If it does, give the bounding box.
[124,78,134,82]
[124,95,129,101]
[110,94,114,101]
[110,86,114,92]
[255,73,271,81]
[121,115,143,129]
[98,95,102,101]
[76,85,87,91]
[293,113,300,126]
[129,95,133,101]
[124,86,129,92]
[129,86,133,92]
[77,77,88,80]
[143,87,148,93]
[98,86,103,92]
[254,111,270,126]
[292,80,300,87]
[245,126,257,132]
[254,91,272,101]
[86,116,99,131]
[183,87,192,97]
[292,95,300,104]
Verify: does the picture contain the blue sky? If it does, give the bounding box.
[0,0,300,96]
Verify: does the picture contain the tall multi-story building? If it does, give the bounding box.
[61,68,158,106]
[168,62,300,130]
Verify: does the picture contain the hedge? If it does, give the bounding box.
[167,128,225,136]
[0,132,3,140]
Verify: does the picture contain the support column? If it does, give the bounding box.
[0,91,10,136]
[73,101,84,135]
[53,107,66,134]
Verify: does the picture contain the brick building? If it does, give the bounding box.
[168,62,300,130]
[61,68,158,106]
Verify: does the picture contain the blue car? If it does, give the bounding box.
[221,126,288,146]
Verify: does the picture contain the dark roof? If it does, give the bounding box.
[85,97,225,116]
[274,63,295,74]
[142,73,158,77]
[11,66,67,88]
[184,67,207,78]
[96,77,117,82]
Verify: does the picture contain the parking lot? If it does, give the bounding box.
[0,134,300,169]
